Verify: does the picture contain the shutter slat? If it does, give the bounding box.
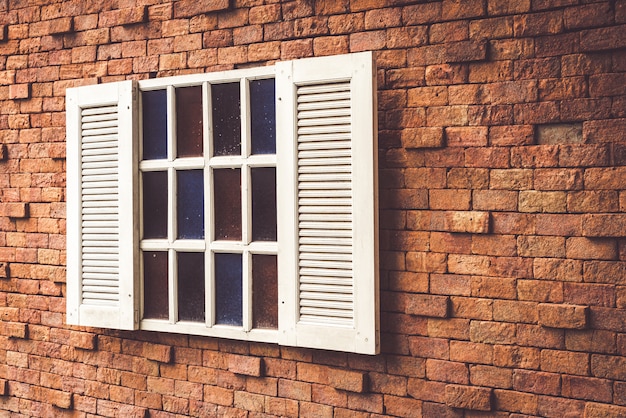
[80,104,121,306]
[296,81,356,326]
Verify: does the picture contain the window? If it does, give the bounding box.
[66,52,379,354]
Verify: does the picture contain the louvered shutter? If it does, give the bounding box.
[66,81,139,330]
[276,52,379,354]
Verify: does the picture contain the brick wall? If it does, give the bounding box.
[0,0,625,416]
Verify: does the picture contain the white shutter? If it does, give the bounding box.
[66,81,139,330]
[276,52,379,354]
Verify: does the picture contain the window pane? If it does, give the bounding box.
[143,251,168,319]
[251,167,277,241]
[143,171,168,239]
[211,83,241,156]
[215,253,242,326]
[178,252,205,322]
[213,168,241,240]
[142,89,167,160]
[252,254,277,329]
[176,86,203,158]
[177,170,204,239]
[250,79,276,154]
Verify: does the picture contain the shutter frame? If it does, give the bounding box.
[66,80,139,330]
[276,52,379,354]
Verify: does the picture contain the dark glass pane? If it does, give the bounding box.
[176,86,203,158]
[213,168,241,240]
[252,254,278,329]
[178,252,205,322]
[143,251,168,320]
[143,171,168,239]
[142,90,167,160]
[250,79,276,154]
[251,167,277,241]
[177,170,204,239]
[215,253,242,326]
[212,83,241,156]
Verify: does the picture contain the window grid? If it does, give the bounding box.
[139,75,277,335]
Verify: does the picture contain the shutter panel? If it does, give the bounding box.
[276,52,379,354]
[66,81,139,330]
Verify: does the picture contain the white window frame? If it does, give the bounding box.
[138,67,279,343]
[66,52,380,354]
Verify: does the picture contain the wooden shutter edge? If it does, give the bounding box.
[65,80,139,330]
[276,52,379,355]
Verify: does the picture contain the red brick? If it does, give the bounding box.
[174,0,229,18]
[348,29,386,52]
[566,329,616,354]
[426,359,469,384]
[445,384,492,411]
[298,363,366,393]
[541,348,589,375]
[430,273,471,296]
[565,282,615,307]
[473,190,518,212]
[427,318,470,340]
[311,384,347,407]
[450,297,493,320]
[408,40,487,66]
[470,365,513,389]
[401,127,445,148]
[408,336,449,360]
[226,354,262,377]
[143,343,172,363]
[407,378,447,403]
[470,321,516,345]
[591,354,626,380]
[442,0,485,20]
[514,11,563,37]
[406,294,449,318]
[429,211,490,234]
[513,370,560,396]
[580,24,626,51]
[99,6,147,27]
[449,341,493,365]
[585,402,626,418]
[406,251,446,273]
[382,394,422,417]
[472,275,518,299]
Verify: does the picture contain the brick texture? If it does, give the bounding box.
[0,1,623,416]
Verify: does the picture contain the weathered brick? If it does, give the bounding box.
[0,203,29,218]
[445,384,492,411]
[426,359,469,384]
[227,354,262,377]
[580,24,626,51]
[99,6,147,27]
[540,348,589,375]
[513,370,560,396]
[298,363,367,393]
[143,342,172,363]
[174,0,230,18]
[517,236,566,258]
[401,127,445,148]
[470,365,513,389]
[519,191,566,213]
[406,294,449,318]
[470,321,516,345]
[430,211,490,234]
[585,402,626,418]
[583,214,626,238]
[493,300,537,325]
[567,237,618,260]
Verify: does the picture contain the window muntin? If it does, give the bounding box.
[139,70,278,336]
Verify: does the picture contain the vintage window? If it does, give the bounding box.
[66,52,379,354]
